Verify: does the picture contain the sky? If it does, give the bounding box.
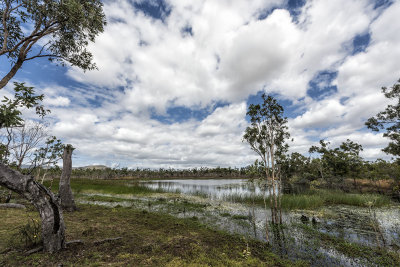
[0,0,399,168]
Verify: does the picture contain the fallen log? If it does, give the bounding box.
[25,246,43,256]
[65,240,84,247]
[0,203,26,209]
[93,237,122,245]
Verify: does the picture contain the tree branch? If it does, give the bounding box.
[25,54,61,61]
[1,0,11,54]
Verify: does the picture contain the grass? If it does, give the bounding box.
[43,178,171,196]
[0,204,305,267]
[226,190,392,210]
[297,223,400,266]
[44,178,392,210]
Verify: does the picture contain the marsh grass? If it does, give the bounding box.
[44,178,170,195]
[43,179,391,210]
[225,190,391,210]
[297,223,400,266]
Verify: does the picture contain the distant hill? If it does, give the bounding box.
[74,165,108,170]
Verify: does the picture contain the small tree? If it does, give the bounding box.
[7,121,47,169]
[0,83,65,252]
[243,93,290,226]
[366,79,400,161]
[309,139,364,190]
[32,136,64,183]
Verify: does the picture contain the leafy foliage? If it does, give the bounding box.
[0,0,106,69]
[308,139,364,187]
[243,93,290,168]
[0,0,107,89]
[0,82,49,163]
[366,79,400,159]
[0,82,48,128]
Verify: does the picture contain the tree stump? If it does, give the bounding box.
[59,144,76,211]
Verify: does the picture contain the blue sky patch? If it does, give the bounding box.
[352,33,371,54]
[181,25,193,37]
[246,90,297,120]
[151,102,229,124]
[307,71,338,100]
[373,0,393,9]
[133,0,171,22]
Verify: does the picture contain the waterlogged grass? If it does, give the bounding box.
[79,194,132,203]
[0,204,305,267]
[226,190,392,210]
[297,223,400,266]
[44,178,175,195]
[43,178,392,210]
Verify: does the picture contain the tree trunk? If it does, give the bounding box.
[59,145,76,211]
[0,163,65,252]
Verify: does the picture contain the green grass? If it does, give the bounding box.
[44,178,392,210]
[226,190,392,210]
[297,223,400,266]
[79,194,132,203]
[44,178,171,195]
[0,204,305,267]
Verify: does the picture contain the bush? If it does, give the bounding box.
[10,218,42,249]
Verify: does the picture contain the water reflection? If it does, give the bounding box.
[140,179,266,199]
[140,179,400,251]
[79,179,400,266]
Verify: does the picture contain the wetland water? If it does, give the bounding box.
[80,179,400,266]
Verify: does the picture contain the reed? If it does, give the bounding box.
[222,190,391,210]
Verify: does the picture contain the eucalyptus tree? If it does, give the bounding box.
[0,0,106,253]
[0,0,106,88]
[243,93,290,226]
[309,139,364,189]
[366,79,400,161]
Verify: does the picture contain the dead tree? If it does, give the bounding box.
[0,163,65,252]
[59,144,76,211]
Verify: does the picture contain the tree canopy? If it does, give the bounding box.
[0,0,106,88]
[366,79,400,160]
[243,93,290,168]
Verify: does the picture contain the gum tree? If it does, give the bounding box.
[366,79,400,161]
[243,93,290,226]
[0,0,106,252]
[0,0,106,88]
[366,79,400,195]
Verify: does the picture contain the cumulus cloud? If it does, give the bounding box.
[44,96,70,107]
[8,0,398,167]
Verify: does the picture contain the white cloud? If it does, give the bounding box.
[44,96,70,107]
[9,0,398,167]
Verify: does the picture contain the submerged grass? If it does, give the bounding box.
[44,178,171,196]
[0,204,305,267]
[43,178,391,210]
[297,223,400,266]
[226,190,392,210]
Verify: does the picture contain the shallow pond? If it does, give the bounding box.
[78,179,400,266]
[139,178,265,199]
